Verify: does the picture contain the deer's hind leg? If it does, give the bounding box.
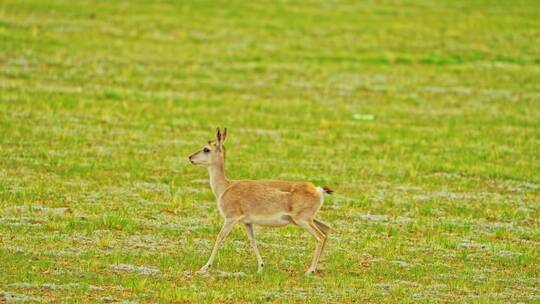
[295,218,326,275]
[289,186,327,274]
[313,218,331,236]
[313,218,331,261]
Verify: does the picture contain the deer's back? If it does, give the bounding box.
[217,180,322,221]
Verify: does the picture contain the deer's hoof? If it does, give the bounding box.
[196,265,210,275]
[304,268,316,276]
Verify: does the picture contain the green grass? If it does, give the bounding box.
[1,0,539,302]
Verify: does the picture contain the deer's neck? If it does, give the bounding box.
[208,161,230,199]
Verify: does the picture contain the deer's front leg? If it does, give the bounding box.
[197,219,237,274]
[245,223,264,273]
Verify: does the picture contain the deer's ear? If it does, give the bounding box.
[221,128,227,145]
[215,128,222,144]
[215,128,223,151]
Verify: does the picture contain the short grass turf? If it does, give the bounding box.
[1,0,539,303]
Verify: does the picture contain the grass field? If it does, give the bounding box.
[1,0,539,302]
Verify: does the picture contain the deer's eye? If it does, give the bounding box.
[203,148,210,153]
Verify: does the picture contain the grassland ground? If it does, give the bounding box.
[0,0,539,303]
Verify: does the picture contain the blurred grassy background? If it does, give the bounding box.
[0,0,539,302]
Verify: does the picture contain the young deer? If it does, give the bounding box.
[188,128,332,275]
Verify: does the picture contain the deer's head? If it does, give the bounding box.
[189,128,227,167]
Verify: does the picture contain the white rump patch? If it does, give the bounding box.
[316,187,325,205]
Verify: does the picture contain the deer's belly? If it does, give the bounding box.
[242,214,292,227]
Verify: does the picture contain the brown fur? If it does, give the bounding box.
[189,128,332,275]
[219,180,322,226]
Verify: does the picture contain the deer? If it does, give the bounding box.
[188,128,333,275]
